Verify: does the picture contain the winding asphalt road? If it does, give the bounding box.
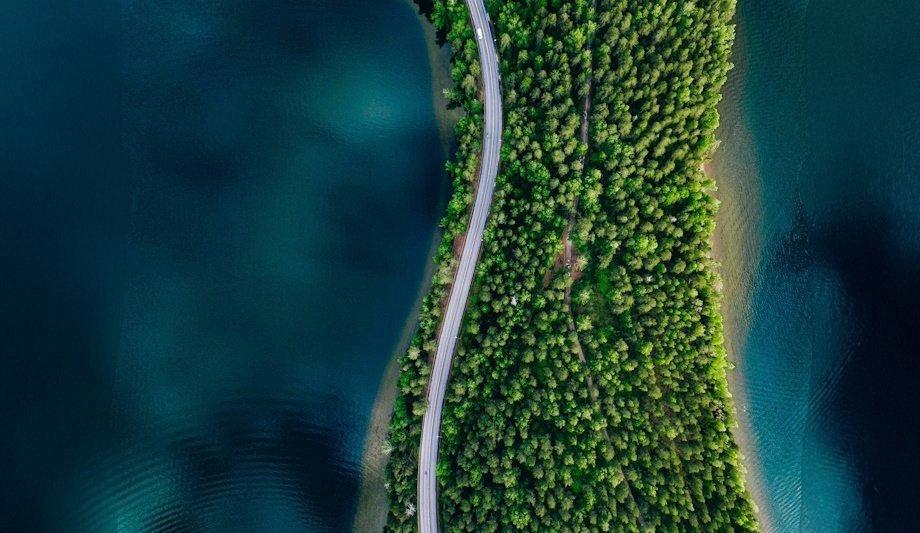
[417,1,502,531]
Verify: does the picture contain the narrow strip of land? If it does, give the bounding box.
[416,0,502,531]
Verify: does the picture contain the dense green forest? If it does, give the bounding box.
[385,0,756,530]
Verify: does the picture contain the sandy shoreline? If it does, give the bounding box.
[351,3,459,530]
[709,15,774,532]
[708,151,772,532]
[350,244,438,532]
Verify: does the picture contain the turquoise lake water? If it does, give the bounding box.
[718,0,920,531]
[0,1,447,529]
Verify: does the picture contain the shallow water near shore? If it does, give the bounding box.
[715,0,920,531]
[0,1,447,529]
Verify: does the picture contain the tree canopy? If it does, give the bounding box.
[386,0,756,530]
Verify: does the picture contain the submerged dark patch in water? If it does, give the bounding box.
[730,0,920,529]
[66,397,360,533]
[815,201,920,532]
[1,0,449,529]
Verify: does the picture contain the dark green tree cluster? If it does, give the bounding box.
[568,0,757,529]
[386,0,756,530]
[436,0,633,529]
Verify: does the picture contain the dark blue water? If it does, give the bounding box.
[717,0,920,530]
[0,1,446,530]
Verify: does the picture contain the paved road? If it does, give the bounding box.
[417,1,502,531]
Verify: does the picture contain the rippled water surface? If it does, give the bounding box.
[716,0,920,531]
[1,1,446,529]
